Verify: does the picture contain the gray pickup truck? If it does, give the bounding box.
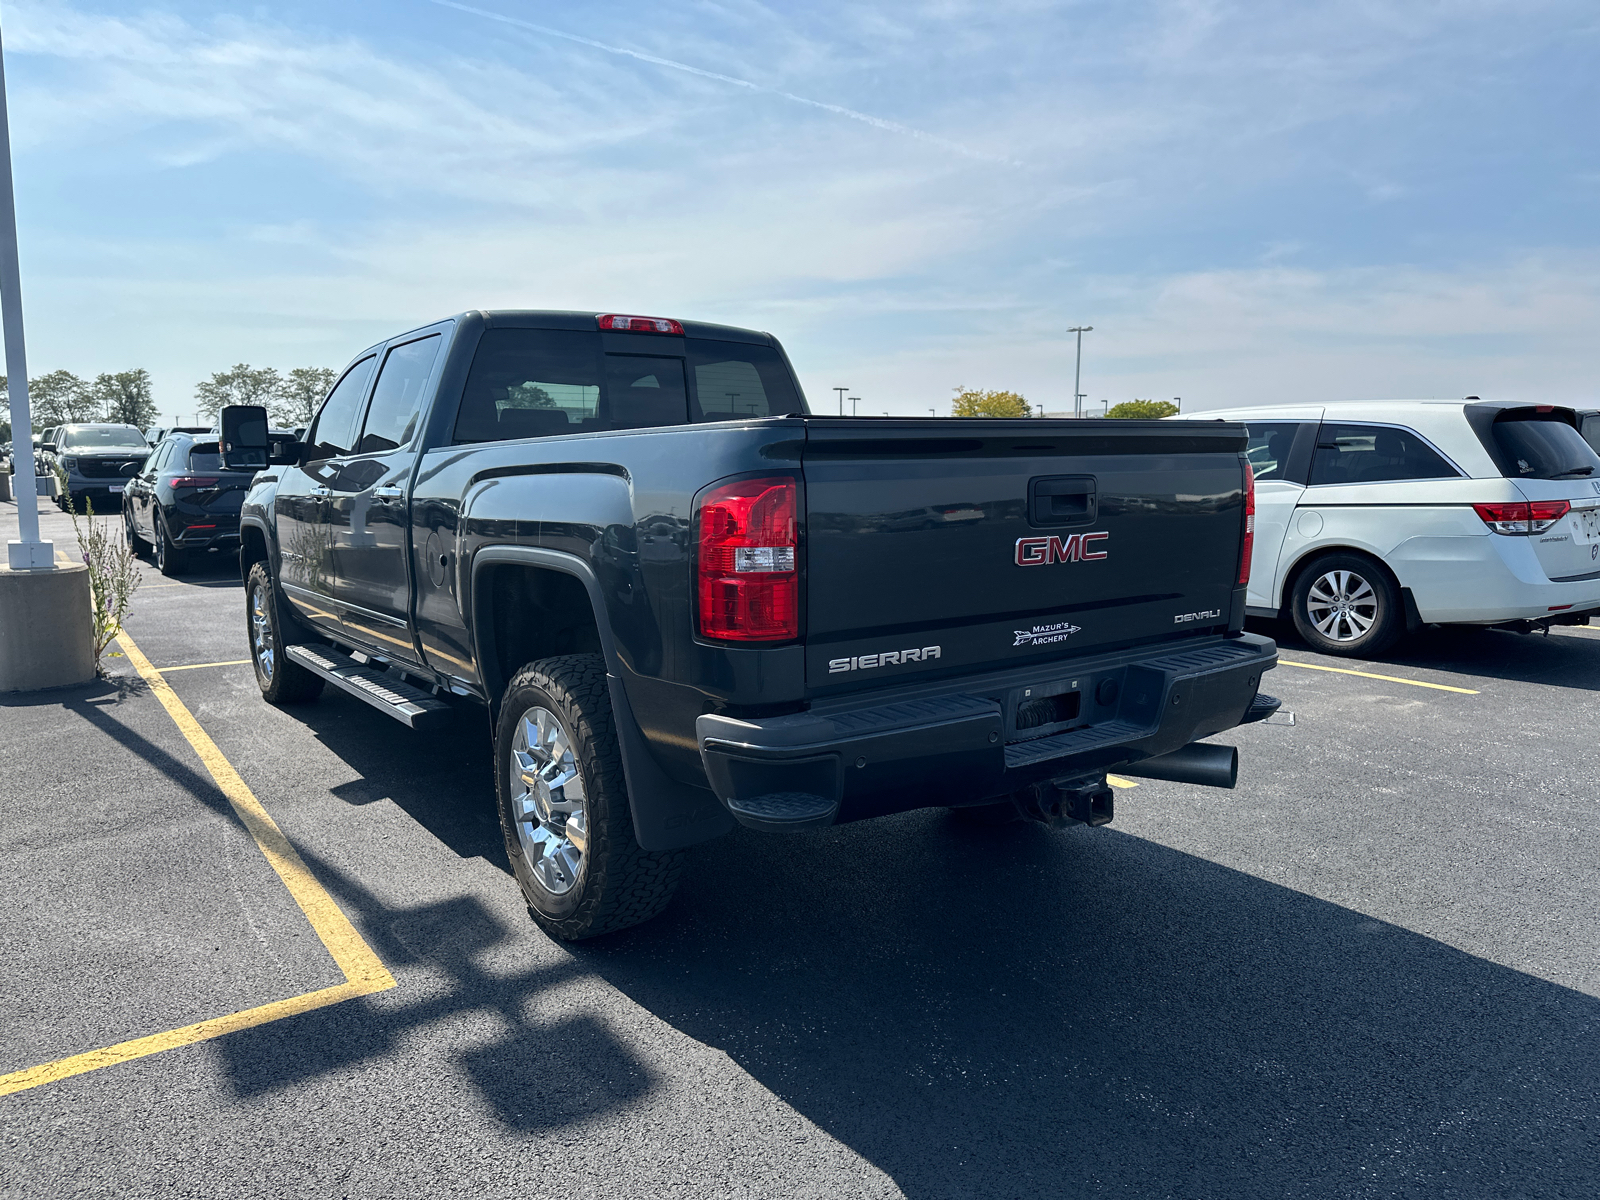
[223,309,1279,939]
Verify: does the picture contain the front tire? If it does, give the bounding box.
[246,561,324,704]
[1290,552,1404,657]
[495,654,683,941]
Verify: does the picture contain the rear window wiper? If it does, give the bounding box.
[1547,467,1596,478]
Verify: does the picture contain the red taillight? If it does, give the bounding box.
[1473,500,1570,535]
[697,476,798,641]
[1238,461,1255,586]
[169,476,220,489]
[597,313,684,335]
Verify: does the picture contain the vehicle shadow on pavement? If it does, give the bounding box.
[1253,616,1600,692]
[580,814,1600,1199]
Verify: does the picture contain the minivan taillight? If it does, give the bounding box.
[697,476,798,641]
[1238,461,1255,586]
[1473,500,1570,535]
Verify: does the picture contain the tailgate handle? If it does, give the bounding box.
[1030,475,1097,526]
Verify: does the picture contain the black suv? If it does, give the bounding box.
[123,432,257,575]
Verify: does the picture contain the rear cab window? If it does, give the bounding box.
[1310,423,1460,486]
[454,328,805,444]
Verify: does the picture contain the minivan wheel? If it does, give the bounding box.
[246,561,324,704]
[1290,552,1403,657]
[495,654,683,941]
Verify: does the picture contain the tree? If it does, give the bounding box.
[277,366,338,427]
[195,364,281,421]
[1106,399,1180,419]
[950,386,1033,418]
[91,369,158,428]
[30,370,97,426]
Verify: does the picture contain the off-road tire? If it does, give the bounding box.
[495,654,683,941]
[155,512,189,577]
[1289,551,1404,657]
[246,561,324,704]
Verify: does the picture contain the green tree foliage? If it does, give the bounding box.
[196,363,282,421]
[91,369,158,428]
[30,370,98,426]
[277,366,338,427]
[1106,399,1180,419]
[949,386,1033,418]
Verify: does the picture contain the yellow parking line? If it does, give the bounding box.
[0,631,394,1098]
[160,659,251,672]
[1279,660,1480,695]
[1107,775,1138,789]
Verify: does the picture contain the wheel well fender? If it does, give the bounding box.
[1280,544,1405,610]
[239,520,271,584]
[469,546,732,853]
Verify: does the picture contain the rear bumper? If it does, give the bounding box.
[696,632,1277,829]
[1391,534,1600,622]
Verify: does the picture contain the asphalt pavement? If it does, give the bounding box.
[2,492,1597,1198]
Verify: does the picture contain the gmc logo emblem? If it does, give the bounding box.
[1015,532,1109,566]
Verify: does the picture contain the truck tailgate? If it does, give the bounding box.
[801,419,1248,690]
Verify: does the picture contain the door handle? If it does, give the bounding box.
[373,486,404,502]
[310,485,331,497]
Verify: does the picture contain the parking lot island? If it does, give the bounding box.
[0,560,95,690]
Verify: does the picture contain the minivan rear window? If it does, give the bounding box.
[1490,414,1600,480]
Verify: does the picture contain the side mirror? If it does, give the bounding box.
[267,435,303,466]
[120,461,142,478]
[40,442,56,454]
[220,405,270,471]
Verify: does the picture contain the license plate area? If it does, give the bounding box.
[110,484,124,493]
[1577,507,1600,542]
[1007,679,1083,741]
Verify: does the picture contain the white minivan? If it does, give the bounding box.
[1193,400,1600,656]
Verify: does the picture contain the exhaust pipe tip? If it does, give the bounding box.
[1118,742,1238,789]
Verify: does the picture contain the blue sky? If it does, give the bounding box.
[4,0,1598,421]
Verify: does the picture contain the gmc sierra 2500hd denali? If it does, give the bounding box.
[221,309,1279,940]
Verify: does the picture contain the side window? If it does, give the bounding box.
[1243,422,1302,483]
[1310,423,1459,486]
[687,339,805,420]
[306,356,377,461]
[604,355,688,430]
[455,329,602,443]
[1581,414,1600,457]
[358,334,441,454]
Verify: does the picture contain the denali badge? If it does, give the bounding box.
[829,646,942,674]
[1015,532,1109,566]
[1014,621,1081,647]
[1173,609,1222,624]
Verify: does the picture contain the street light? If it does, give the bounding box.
[848,396,860,416]
[1067,326,1093,418]
[834,387,849,416]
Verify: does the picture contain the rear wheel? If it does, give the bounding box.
[155,513,189,577]
[1290,552,1403,657]
[495,654,683,940]
[246,561,324,704]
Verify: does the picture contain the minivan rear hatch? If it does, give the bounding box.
[1468,404,1600,583]
[800,418,1248,691]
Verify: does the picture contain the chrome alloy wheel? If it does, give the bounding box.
[250,579,275,683]
[509,705,589,897]
[1305,569,1378,643]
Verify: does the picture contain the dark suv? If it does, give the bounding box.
[122,432,257,575]
[43,424,149,511]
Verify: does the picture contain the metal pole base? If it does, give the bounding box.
[7,539,55,570]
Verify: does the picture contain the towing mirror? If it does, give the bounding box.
[219,405,270,471]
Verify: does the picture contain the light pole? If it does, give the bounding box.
[834,387,848,416]
[0,22,47,569]
[849,396,859,416]
[1068,326,1092,419]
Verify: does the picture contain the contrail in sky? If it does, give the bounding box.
[428,0,1015,165]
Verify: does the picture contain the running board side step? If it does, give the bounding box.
[285,644,453,730]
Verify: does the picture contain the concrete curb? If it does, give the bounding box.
[0,562,96,691]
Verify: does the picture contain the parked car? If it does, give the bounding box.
[122,431,257,575]
[143,424,211,447]
[40,424,150,511]
[1193,399,1600,656]
[220,309,1279,941]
